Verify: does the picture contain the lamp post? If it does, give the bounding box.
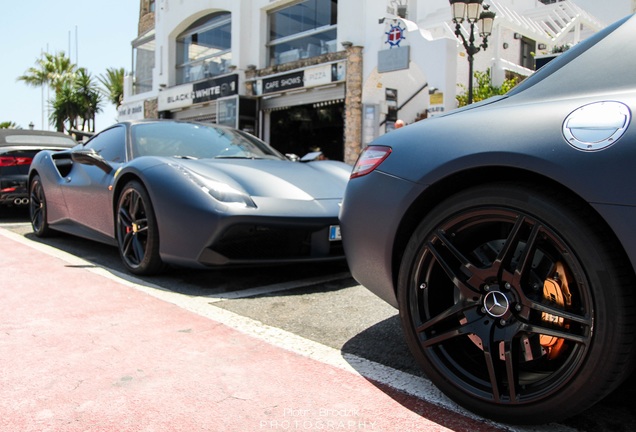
[449,0,496,104]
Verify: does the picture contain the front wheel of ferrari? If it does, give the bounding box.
[116,180,163,275]
[397,183,635,424]
[29,175,52,237]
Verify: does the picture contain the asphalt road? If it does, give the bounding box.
[2,206,635,431]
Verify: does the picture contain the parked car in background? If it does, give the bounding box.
[29,120,349,275]
[0,129,76,207]
[340,14,636,425]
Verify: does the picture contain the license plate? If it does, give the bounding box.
[329,225,341,241]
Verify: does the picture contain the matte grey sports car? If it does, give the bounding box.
[29,120,349,274]
[1,129,76,207]
[340,14,636,425]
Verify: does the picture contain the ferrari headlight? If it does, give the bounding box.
[173,164,256,208]
[200,179,256,208]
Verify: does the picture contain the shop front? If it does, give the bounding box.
[253,61,347,161]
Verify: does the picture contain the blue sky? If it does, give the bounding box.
[0,1,139,132]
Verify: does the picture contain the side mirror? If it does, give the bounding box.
[71,148,113,174]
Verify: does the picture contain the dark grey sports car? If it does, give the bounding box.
[340,14,636,425]
[29,120,349,274]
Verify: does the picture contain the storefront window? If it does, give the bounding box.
[270,102,344,161]
[176,12,232,85]
[268,0,338,66]
[132,31,155,95]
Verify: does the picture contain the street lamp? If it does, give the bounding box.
[449,0,496,104]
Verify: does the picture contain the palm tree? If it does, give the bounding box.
[50,82,80,133]
[17,51,76,94]
[98,67,126,107]
[74,68,103,132]
[18,51,77,131]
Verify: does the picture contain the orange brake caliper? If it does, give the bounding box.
[540,261,572,359]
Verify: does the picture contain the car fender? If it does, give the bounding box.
[372,92,636,208]
[29,149,73,223]
[112,160,246,266]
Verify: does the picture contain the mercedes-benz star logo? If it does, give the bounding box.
[484,291,509,318]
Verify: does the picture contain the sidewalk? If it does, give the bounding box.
[0,228,505,432]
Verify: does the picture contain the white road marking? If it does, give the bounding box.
[0,227,575,432]
[205,272,351,302]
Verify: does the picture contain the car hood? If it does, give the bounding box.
[175,158,350,200]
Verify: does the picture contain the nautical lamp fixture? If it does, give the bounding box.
[449,0,496,104]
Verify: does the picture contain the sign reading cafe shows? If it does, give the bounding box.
[254,62,346,96]
[262,71,304,94]
[158,75,239,111]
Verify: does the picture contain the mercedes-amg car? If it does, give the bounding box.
[340,14,636,425]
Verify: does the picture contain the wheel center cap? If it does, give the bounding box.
[484,291,509,318]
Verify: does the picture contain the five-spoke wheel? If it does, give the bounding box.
[398,183,635,424]
[29,175,52,237]
[116,181,163,275]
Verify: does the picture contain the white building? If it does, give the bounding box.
[120,0,634,164]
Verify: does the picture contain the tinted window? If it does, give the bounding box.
[85,126,127,163]
[131,122,285,160]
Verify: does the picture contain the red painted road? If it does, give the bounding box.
[0,230,505,432]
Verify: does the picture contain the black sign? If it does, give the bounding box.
[262,71,304,94]
[192,75,238,104]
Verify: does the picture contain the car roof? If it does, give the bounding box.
[0,129,77,147]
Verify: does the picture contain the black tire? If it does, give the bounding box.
[397,183,635,424]
[116,180,163,275]
[29,175,52,237]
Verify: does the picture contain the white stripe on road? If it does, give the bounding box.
[205,272,352,302]
[0,227,575,432]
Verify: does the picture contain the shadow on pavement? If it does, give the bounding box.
[15,218,352,299]
[341,315,424,377]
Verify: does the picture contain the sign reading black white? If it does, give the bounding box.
[192,75,239,104]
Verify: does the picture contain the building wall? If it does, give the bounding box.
[122,0,631,163]
[138,0,155,36]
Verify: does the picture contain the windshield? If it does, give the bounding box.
[131,122,285,160]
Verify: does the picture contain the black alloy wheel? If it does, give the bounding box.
[397,183,635,424]
[116,181,163,275]
[29,175,52,237]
